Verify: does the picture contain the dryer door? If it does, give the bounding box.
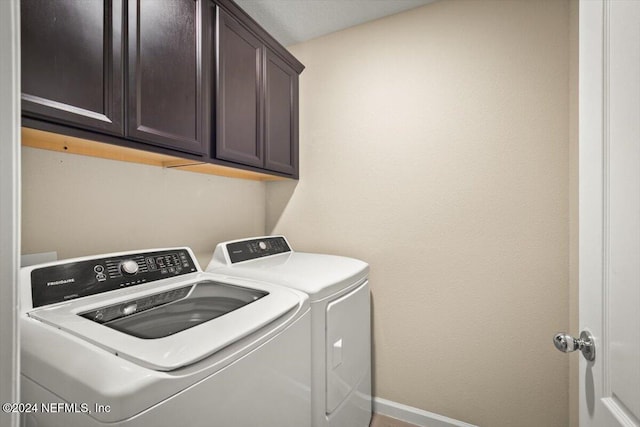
[325,280,371,414]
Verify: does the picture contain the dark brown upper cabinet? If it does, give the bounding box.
[215,7,263,167]
[127,0,208,155]
[264,48,298,175]
[21,0,124,135]
[21,0,304,179]
[215,4,303,176]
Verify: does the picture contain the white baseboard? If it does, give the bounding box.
[373,397,478,427]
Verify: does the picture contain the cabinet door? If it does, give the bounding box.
[21,0,123,135]
[216,7,263,168]
[127,0,206,155]
[264,49,298,176]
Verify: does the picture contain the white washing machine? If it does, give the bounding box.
[20,247,311,427]
[206,236,371,427]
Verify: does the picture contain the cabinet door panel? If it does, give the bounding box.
[216,8,263,167]
[128,0,206,155]
[264,49,298,175]
[21,0,123,134]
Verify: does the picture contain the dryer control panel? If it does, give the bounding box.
[226,237,291,263]
[30,249,198,308]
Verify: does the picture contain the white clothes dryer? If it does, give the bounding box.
[20,247,311,427]
[206,236,371,427]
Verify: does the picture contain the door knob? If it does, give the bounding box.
[553,330,595,361]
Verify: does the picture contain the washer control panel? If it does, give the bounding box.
[226,237,291,263]
[30,249,197,308]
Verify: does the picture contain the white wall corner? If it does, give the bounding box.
[373,397,478,427]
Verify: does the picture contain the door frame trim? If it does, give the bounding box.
[0,0,22,426]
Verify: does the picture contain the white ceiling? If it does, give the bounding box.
[235,0,437,47]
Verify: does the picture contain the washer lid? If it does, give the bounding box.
[210,252,369,301]
[27,273,306,371]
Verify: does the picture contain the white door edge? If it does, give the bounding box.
[579,0,640,426]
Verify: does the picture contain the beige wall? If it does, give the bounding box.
[21,147,265,267]
[268,1,574,426]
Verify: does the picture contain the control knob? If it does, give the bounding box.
[120,260,139,276]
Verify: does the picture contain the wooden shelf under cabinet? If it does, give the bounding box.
[21,128,287,181]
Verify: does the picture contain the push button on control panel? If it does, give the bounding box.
[94,264,107,282]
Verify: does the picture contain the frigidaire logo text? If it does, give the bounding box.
[46,278,75,287]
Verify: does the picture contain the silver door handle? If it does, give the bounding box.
[553,330,595,361]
